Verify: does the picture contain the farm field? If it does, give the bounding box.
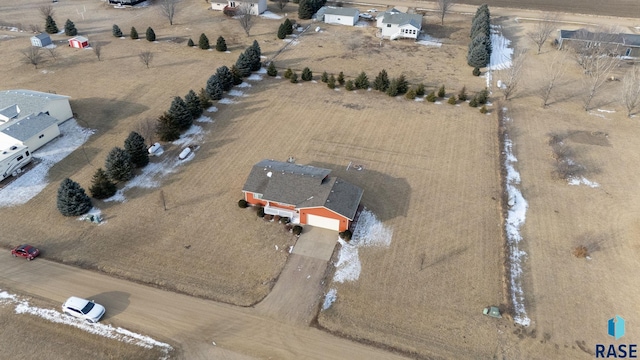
[0,0,639,359]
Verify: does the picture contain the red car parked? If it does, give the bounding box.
[11,244,40,261]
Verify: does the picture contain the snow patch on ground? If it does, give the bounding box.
[1,289,172,358]
[237,82,251,88]
[597,109,615,113]
[416,34,442,47]
[247,74,263,81]
[228,90,246,97]
[219,98,236,104]
[568,176,600,188]
[260,11,282,19]
[0,120,94,208]
[196,115,214,123]
[206,106,218,112]
[502,110,530,327]
[322,288,337,311]
[488,25,513,71]
[257,67,267,74]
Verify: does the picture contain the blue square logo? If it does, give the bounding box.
[608,316,625,340]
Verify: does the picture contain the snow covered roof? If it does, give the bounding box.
[381,12,422,29]
[324,7,358,17]
[0,112,58,142]
[243,159,363,219]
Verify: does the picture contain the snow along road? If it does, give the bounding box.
[0,256,410,360]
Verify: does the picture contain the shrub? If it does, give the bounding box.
[339,230,353,241]
[476,88,489,104]
[426,91,436,102]
[216,36,227,51]
[284,68,293,79]
[479,105,488,113]
[458,86,468,101]
[283,18,294,35]
[395,74,409,94]
[344,79,354,91]
[405,88,416,100]
[447,95,457,105]
[267,62,277,76]
[292,225,303,236]
[199,33,210,49]
[279,217,290,224]
[321,71,328,83]
[386,80,399,97]
[264,214,274,221]
[238,199,248,208]
[327,74,336,89]
[469,97,479,107]
[112,24,123,38]
[277,23,287,39]
[257,207,265,217]
[354,71,369,90]
[301,67,312,81]
[372,69,390,92]
[290,72,298,83]
[130,27,139,40]
[337,71,345,85]
[146,27,155,42]
[187,38,194,47]
[437,84,446,98]
[573,245,589,258]
[472,67,481,76]
[416,83,425,96]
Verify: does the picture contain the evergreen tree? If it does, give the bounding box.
[124,131,149,168]
[472,67,481,76]
[284,68,293,79]
[373,69,390,92]
[437,84,446,98]
[426,91,437,102]
[337,71,345,85]
[57,178,92,216]
[344,80,354,91]
[216,36,227,51]
[301,67,312,81]
[396,74,409,94]
[386,79,399,97]
[105,147,134,182]
[467,34,489,68]
[283,18,293,35]
[235,52,252,77]
[64,19,77,36]
[156,112,180,142]
[198,88,212,110]
[327,74,336,89]
[458,86,468,101]
[45,16,59,34]
[298,0,314,19]
[267,62,277,76]
[187,38,194,47]
[448,95,457,105]
[185,89,203,119]
[469,97,479,107]
[416,83,425,96]
[405,88,417,100]
[206,74,223,100]
[130,27,139,40]
[216,66,234,91]
[354,71,369,90]
[321,71,328,83]
[290,72,298,83]
[112,24,122,37]
[168,96,193,131]
[476,88,489,104]
[244,41,261,71]
[146,27,156,42]
[89,168,117,200]
[230,65,244,85]
[277,23,287,39]
[199,33,210,49]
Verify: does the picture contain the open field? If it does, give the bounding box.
[1,0,640,359]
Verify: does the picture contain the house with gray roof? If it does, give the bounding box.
[558,29,640,58]
[30,33,52,48]
[243,159,364,231]
[0,90,72,124]
[376,8,422,40]
[0,112,60,152]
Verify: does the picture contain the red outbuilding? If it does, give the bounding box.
[68,36,89,49]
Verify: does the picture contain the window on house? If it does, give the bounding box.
[39,134,44,139]
[25,151,30,156]
[254,193,263,199]
[386,24,391,27]
[17,156,23,161]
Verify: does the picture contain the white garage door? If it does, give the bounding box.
[306,214,340,231]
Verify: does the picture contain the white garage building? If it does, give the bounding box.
[323,7,360,26]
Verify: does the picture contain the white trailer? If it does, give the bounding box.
[0,144,32,182]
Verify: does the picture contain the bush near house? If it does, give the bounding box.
[257,207,265,217]
[292,225,303,236]
[339,230,352,241]
[476,88,489,104]
[238,199,248,208]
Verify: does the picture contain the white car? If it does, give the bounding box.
[62,297,106,323]
[359,13,374,20]
[367,8,377,13]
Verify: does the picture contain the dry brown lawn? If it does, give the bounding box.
[1,0,640,359]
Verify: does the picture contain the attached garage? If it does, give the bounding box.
[306,214,340,231]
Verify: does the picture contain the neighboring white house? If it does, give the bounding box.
[0,90,73,125]
[376,8,422,40]
[323,7,359,26]
[211,0,267,15]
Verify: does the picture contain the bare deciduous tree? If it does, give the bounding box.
[237,4,253,37]
[159,0,180,26]
[139,50,153,68]
[538,51,567,108]
[436,0,455,26]
[526,13,558,54]
[93,42,103,61]
[581,54,619,111]
[29,24,41,33]
[277,0,288,12]
[39,5,55,20]
[47,46,58,61]
[22,46,43,69]
[135,118,157,145]
[497,49,527,101]
[621,66,640,117]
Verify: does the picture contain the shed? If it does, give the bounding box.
[31,33,52,48]
[323,7,359,26]
[68,36,89,49]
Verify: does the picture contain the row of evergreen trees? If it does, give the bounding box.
[112,24,156,41]
[44,16,77,36]
[467,4,492,69]
[277,18,294,39]
[57,131,150,216]
[298,0,325,20]
[188,34,227,51]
